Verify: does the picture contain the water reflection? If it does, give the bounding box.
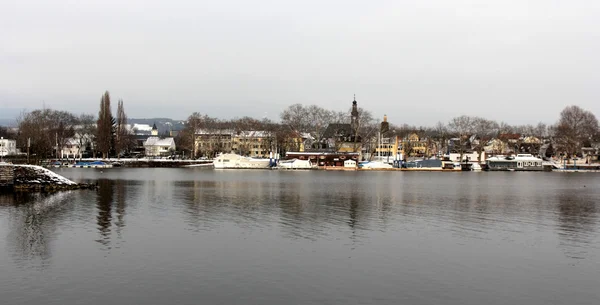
[1,191,77,268]
[556,192,598,260]
[95,179,130,248]
[96,179,113,246]
[1,169,600,305]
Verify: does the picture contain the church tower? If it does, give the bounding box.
[151,123,158,136]
[351,95,359,134]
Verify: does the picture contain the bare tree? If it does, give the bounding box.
[0,126,15,139]
[448,115,475,162]
[280,104,308,133]
[554,105,599,158]
[51,110,78,159]
[75,114,96,159]
[471,117,498,162]
[178,112,205,158]
[497,121,514,135]
[17,110,53,161]
[16,109,76,162]
[432,121,449,156]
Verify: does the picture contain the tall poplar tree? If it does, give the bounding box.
[114,99,129,157]
[96,91,113,158]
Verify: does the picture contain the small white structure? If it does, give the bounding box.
[0,137,18,157]
[277,159,314,169]
[144,137,176,157]
[445,151,484,162]
[344,159,357,168]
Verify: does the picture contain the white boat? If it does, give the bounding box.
[486,154,543,171]
[213,153,272,169]
[359,161,393,169]
[276,159,315,169]
[470,163,482,171]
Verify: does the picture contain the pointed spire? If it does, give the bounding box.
[152,123,157,130]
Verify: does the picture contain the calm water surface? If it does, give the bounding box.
[1,168,599,305]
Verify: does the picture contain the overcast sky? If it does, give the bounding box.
[1,0,599,125]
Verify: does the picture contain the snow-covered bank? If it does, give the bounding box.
[14,165,77,185]
[1,164,95,192]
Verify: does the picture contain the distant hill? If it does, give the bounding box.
[0,118,16,127]
[128,118,186,135]
[0,115,187,132]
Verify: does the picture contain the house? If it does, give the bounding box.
[519,136,542,155]
[498,133,521,144]
[316,96,361,153]
[144,137,176,157]
[0,137,18,156]
[131,123,159,155]
[484,138,506,155]
[445,151,483,163]
[58,138,81,159]
[321,123,359,152]
[194,129,234,157]
[401,133,428,157]
[194,129,278,158]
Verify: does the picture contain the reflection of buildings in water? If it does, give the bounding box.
[176,179,273,231]
[5,192,76,268]
[175,180,219,230]
[556,192,598,259]
[277,181,333,241]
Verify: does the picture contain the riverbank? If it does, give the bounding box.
[46,158,213,168]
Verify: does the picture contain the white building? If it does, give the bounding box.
[0,137,18,156]
[445,151,485,163]
[144,137,176,157]
[59,138,82,159]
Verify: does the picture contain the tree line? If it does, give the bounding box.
[176,103,599,159]
[5,91,135,162]
[1,92,599,161]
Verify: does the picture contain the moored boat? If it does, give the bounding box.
[213,153,272,169]
[486,154,543,171]
[276,159,315,169]
[358,161,393,169]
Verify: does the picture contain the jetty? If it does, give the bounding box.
[0,163,96,192]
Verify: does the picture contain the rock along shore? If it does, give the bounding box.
[0,163,96,192]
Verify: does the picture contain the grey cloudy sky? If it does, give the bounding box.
[1,0,599,125]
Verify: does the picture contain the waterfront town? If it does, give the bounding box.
[1,91,599,171]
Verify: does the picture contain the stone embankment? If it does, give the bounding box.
[0,163,96,192]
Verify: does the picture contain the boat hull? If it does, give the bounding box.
[487,167,543,171]
[213,153,272,169]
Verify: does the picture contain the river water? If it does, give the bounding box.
[1,168,599,305]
